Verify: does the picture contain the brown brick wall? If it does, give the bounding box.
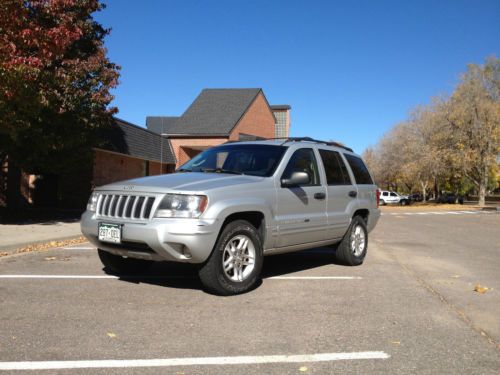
[93,150,173,187]
[229,92,276,141]
[169,138,228,167]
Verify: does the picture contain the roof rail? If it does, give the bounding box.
[269,137,354,152]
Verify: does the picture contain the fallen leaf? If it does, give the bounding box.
[299,366,308,372]
[107,332,117,338]
[44,257,56,261]
[474,283,489,294]
[390,341,401,345]
[59,257,71,261]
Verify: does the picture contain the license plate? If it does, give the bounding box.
[98,223,122,244]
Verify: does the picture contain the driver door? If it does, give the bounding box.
[275,148,328,247]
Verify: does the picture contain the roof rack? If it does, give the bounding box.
[223,137,354,152]
[269,137,354,152]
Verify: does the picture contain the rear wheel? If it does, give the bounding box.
[97,249,152,275]
[198,220,263,296]
[335,216,368,266]
[380,199,386,206]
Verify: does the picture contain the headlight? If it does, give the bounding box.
[87,192,99,212]
[155,194,208,218]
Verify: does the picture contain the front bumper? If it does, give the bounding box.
[80,211,222,263]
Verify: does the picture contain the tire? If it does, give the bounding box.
[335,216,368,266]
[198,220,263,296]
[97,249,152,275]
[380,199,386,206]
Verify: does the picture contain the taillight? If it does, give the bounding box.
[376,189,381,208]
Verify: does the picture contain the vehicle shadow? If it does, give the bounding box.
[108,246,346,293]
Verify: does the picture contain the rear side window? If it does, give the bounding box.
[319,150,351,185]
[344,154,373,185]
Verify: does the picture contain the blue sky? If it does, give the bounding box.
[95,0,500,154]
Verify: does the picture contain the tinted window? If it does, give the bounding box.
[390,192,397,197]
[344,154,373,185]
[178,145,287,177]
[382,192,388,196]
[319,150,351,185]
[282,148,319,186]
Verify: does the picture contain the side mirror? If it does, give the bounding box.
[281,171,310,187]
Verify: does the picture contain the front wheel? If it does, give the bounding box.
[98,249,152,275]
[198,220,263,295]
[335,216,368,266]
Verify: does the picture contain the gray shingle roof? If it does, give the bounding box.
[100,118,176,164]
[145,116,179,134]
[157,88,263,136]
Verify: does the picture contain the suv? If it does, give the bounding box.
[379,190,409,205]
[81,138,381,295]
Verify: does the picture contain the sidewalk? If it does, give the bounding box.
[0,219,83,253]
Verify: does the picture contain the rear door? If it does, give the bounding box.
[318,148,355,239]
[343,153,377,208]
[275,148,328,247]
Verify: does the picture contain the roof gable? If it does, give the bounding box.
[164,88,263,136]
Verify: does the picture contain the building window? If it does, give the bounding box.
[273,111,288,138]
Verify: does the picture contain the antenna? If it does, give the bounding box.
[160,117,164,173]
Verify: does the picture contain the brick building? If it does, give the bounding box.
[0,88,291,208]
[146,88,291,168]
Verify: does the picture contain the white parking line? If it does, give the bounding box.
[61,247,95,250]
[382,210,484,216]
[268,276,362,280]
[0,351,390,370]
[0,275,362,280]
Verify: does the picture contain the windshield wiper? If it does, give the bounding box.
[201,168,243,175]
[176,168,192,173]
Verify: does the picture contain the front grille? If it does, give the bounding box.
[96,193,157,220]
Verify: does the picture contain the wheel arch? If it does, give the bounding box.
[352,208,369,224]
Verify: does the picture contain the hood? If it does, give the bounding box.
[96,172,266,194]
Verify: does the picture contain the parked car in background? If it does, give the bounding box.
[379,190,410,205]
[437,193,464,204]
[409,193,423,202]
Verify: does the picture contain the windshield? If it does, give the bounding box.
[178,144,287,177]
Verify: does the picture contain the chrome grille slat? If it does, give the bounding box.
[102,195,110,216]
[96,194,104,215]
[95,193,156,221]
[139,197,148,219]
[107,195,117,216]
[123,195,131,218]
[131,196,140,219]
[114,195,123,217]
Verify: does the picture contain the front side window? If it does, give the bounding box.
[282,148,319,186]
[390,192,397,197]
[319,149,351,185]
[178,144,287,177]
[344,154,374,185]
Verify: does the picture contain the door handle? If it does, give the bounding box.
[348,191,358,198]
[314,192,326,200]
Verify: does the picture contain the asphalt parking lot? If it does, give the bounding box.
[0,211,499,374]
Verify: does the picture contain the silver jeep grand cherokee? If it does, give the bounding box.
[81,138,381,295]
